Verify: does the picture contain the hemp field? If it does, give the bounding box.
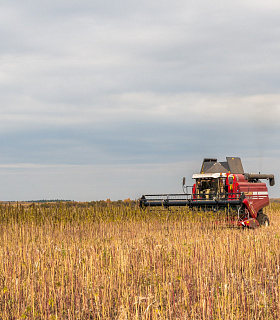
[0,201,280,319]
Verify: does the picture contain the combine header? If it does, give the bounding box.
[139,157,275,228]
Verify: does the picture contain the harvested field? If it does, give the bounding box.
[0,202,280,319]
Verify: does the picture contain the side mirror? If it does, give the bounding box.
[182,177,186,186]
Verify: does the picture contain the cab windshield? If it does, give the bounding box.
[196,177,226,199]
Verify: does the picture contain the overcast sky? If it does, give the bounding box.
[1,0,280,201]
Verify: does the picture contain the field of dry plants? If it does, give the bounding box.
[0,201,280,319]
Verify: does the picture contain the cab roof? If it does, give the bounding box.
[192,173,227,179]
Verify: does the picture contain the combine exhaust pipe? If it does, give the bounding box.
[244,173,275,186]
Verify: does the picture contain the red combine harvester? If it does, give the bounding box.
[139,157,275,228]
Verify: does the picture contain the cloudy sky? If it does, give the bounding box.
[1,0,280,201]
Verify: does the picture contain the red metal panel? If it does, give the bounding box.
[237,181,269,213]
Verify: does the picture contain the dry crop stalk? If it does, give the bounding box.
[0,202,279,319]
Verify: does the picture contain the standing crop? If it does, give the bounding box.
[0,202,279,319]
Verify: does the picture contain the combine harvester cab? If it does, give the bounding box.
[139,157,275,228]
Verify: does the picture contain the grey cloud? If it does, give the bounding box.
[2,0,280,98]
[1,115,279,166]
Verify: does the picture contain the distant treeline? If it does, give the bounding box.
[4,199,73,203]
[271,198,280,203]
[26,199,73,203]
[1,199,138,208]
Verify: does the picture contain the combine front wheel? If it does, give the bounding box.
[257,212,270,227]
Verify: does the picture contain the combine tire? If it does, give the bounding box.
[257,212,270,227]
